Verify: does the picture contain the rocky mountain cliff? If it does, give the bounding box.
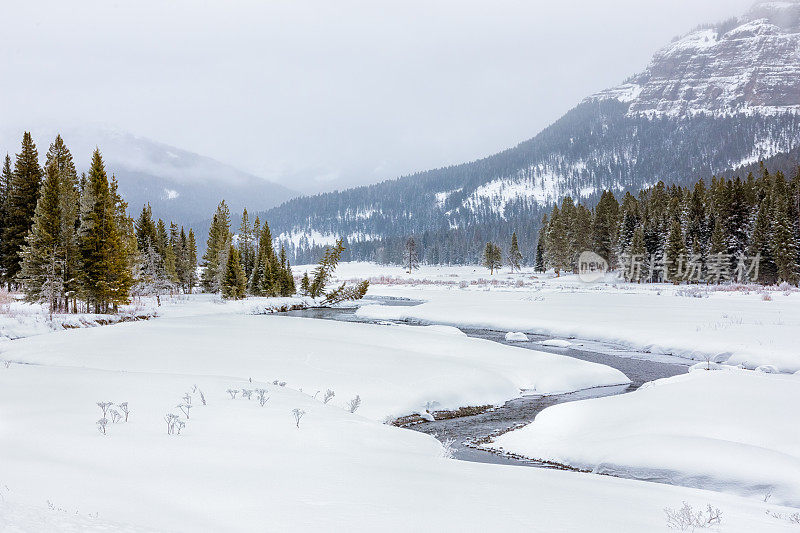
[594,1,800,116]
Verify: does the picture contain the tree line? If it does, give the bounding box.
[4,133,138,314]
[539,164,800,285]
[1,132,369,311]
[200,202,296,299]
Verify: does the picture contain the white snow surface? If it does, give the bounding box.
[539,339,574,348]
[331,262,800,373]
[1,291,797,531]
[505,331,529,342]
[488,369,800,507]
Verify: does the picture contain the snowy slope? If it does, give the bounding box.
[1,311,629,420]
[489,369,800,506]
[1,300,798,531]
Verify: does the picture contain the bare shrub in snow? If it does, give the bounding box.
[96,401,113,418]
[241,389,252,400]
[347,395,361,413]
[279,381,286,387]
[199,390,207,406]
[182,393,192,406]
[664,502,721,530]
[425,400,439,413]
[109,409,122,424]
[227,389,239,399]
[273,380,279,385]
[178,402,192,419]
[766,510,800,525]
[292,408,306,428]
[441,437,456,459]
[676,286,708,298]
[96,418,108,435]
[118,402,130,422]
[323,389,335,404]
[255,389,270,406]
[164,413,183,435]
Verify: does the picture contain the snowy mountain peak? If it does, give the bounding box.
[590,3,800,117]
[747,1,800,31]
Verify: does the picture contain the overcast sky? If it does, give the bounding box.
[1,0,755,193]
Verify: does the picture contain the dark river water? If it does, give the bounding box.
[283,296,687,467]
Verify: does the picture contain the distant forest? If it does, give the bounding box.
[538,165,800,285]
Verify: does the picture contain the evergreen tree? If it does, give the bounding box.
[545,205,570,276]
[300,271,310,295]
[18,160,64,314]
[249,219,278,296]
[617,192,640,257]
[187,229,198,293]
[508,232,523,272]
[665,219,687,283]
[111,176,138,303]
[748,196,777,284]
[221,245,246,299]
[238,209,255,279]
[592,191,619,267]
[176,226,189,292]
[404,236,419,273]
[0,155,12,277]
[629,225,647,282]
[47,136,81,311]
[285,259,296,295]
[534,213,548,272]
[201,201,231,292]
[725,178,750,266]
[163,240,178,285]
[3,133,42,286]
[135,204,158,253]
[156,218,169,259]
[560,196,579,270]
[771,194,799,284]
[482,242,502,274]
[78,150,131,312]
[309,239,345,298]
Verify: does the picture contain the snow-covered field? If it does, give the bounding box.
[317,262,800,373]
[0,293,311,343]
[488,368,800,507]
[2,266,800,531]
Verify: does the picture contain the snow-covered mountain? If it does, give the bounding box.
[262,1,800,265]
[592,1,800,116]
[0,126,297,225]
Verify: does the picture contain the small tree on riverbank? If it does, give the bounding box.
[404,236,419,273]
[483,242,502,275]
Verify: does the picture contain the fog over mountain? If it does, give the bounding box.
[1,0,753,195]
[0,126,296,225]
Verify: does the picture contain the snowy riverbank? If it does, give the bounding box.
[488,368,800,507]
[316,262,800,373]
[0,293,313,345]
[1,304,796,531]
